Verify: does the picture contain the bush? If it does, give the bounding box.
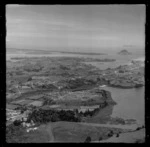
[59,65,70,70]
[27,109,80,124]
[13,120,22,126]
[27,77,32,81]
[84,136,91,143]
[99,137,103,141]
[107,130,114,137]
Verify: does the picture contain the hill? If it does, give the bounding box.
[118,50,132,55]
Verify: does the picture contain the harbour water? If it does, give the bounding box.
[102,86,145,126]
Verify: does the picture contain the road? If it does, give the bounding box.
[78,122,141,131]
[46,124,55,142]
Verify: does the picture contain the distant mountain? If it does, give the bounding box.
[118,49,132,55]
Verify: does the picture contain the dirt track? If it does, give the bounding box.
[78,122,141,131]
[46,124,55,142]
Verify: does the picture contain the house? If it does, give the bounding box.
[22,122,26,127]
[78,105,100,113]
[21,86,31,89]
[27,127,37,133]
[26,123,31,127]
[23,117,27,122]
[21,86,31,93]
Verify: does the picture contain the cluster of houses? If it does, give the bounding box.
[78,105,100,113]
[7,108,38,133]
[26,127,38,133]
[6,109,24,122]
[45,104,101,113]
[20,118,38,133]
[7,109,28,123]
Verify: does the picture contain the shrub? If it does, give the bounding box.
[99,137,103,141]
[13,120,22,126]
[27,109,80,124]
[84,136,91,143]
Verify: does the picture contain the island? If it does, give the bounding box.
[118,49,132,55]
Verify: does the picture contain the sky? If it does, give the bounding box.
[6,5,145,52]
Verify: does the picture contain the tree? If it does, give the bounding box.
[27,77,32,81]
[59,65,69,70]
[99,137,103,141]
[107,130,114,137]
[13,120,22,126]
[51,113,59,122]
[84,136,91,143]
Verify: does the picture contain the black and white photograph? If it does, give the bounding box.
[6,4,145,143]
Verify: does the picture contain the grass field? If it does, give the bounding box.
[28,101,43,107]
[6,104,20,110]
[6,126,50,143]
[6,121,124,143]
[11,99,33,105]
[51,121,123,142]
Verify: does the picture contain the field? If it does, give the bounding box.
[6,104,20,110]
[28,101,43,107]
[51,121,123,142]
[6,125,50,143]
[11,99,33,106]
[27,94,44,100]
[6,121,123,143]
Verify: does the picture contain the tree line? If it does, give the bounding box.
[27,109,81,123]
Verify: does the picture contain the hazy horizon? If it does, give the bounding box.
[6,5,145,53]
